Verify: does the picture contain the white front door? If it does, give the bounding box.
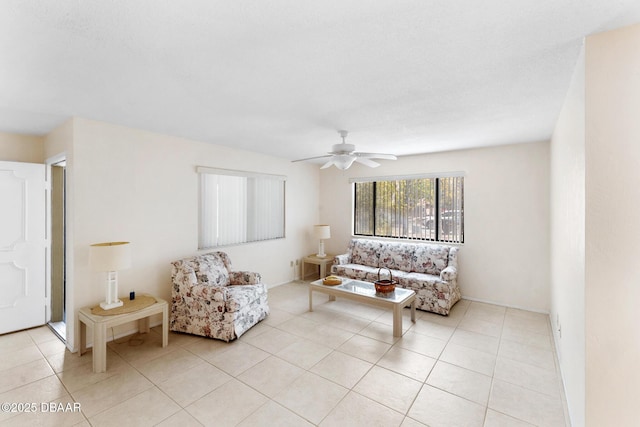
[0,161,46,334]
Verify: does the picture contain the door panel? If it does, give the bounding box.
[0,161,46,334]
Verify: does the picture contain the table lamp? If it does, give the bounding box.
[90,241,131,310]
[314,225,331,258]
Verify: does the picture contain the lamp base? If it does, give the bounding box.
[317,240,326,258]
[100,299,123,310]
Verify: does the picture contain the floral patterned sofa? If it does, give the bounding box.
[170,252,269,341]
[331,239,460,315]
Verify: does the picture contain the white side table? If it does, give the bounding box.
[77,295,168,373]
[301,254,335,280]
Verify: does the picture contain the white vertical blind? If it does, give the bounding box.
[198,168,286,248]
[199,173,217,249]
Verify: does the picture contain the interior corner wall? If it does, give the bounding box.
[319,141,550,312]
[550,44,585,427]
[0,131,44,163]
[585,23,640,426]
[69,118,319,347]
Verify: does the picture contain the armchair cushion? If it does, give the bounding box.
[187,252,230,286]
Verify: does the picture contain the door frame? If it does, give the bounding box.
[46,153,70,345]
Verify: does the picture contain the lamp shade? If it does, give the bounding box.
[89,242,132,272]
[314,225,331,239]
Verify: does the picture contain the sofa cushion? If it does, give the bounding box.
[379,243,415,272]
[398,272,443,290]
[350,239,383,266]
[331,263,380,282]
[412,244,449,275]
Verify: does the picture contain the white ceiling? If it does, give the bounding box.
[2,1,640,162]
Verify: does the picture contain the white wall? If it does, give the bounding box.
[585,23,640,426]
[67,118,319,349]
[319,141,550,312]
[550,45,586,427]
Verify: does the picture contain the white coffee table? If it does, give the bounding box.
[309,278,416,337]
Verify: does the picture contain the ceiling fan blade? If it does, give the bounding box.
[320,160,335,169]
[291,154,332,163]
[356,152,397,160]
[355,158,380,168]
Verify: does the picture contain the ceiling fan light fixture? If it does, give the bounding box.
[333,155,356,170]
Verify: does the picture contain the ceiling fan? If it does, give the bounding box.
[292,130,397,170]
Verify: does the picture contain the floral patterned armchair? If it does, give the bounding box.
[170,251,269,341]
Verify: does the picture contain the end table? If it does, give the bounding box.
[301,254,335,280]
[77,295,168,373]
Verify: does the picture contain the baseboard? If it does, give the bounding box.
[461,295,550,315]
[550,330,574,427]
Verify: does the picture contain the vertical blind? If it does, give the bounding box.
[438,175,464,243]
[352,173,464,244]
[198,167,286,248]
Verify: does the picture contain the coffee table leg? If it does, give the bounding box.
[411,299,416,323]
[393,305,402,337]
[308,288,313,312]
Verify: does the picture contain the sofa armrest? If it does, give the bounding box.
[440,265,457,282]
[447,247,459,269]
[334,254,349,265]
[229,271,261,286]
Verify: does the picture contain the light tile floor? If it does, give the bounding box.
[0,282,570,426]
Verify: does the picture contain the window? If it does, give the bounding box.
[198,167,286,248]
[353,174,464,243]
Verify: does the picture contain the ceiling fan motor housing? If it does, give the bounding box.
[331,143,355,154]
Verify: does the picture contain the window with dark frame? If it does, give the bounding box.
[353,175,464,243]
